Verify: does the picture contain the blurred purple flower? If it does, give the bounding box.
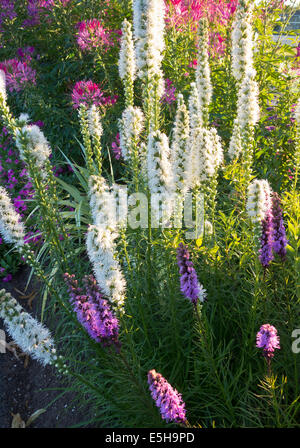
[256,324,280,359]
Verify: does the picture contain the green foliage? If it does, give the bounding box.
[0,0,299,429]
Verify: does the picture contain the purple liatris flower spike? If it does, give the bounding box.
[147,370,187,425]
[176,243,206,305]
[64,273,120,350]
[259,210,274,268]
[271,193,287,260]
[256,324,280,359]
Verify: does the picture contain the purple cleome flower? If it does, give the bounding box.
[256,324,280,359]
[64,273,120,350]
[176,243,206,305]
[147,369,187,425]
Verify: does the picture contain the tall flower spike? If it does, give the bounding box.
[246,179,272,226]
[259,209,274,268]
[0,186,25,246]
[119,19,136,106]
[271,193,287,260]
[133,0,166,123]
[87,105,103,174]
[256,324,280,359]
[87,105,103,139]
[295,99,300,126]
[190,127,223,189]
[176,243,206,305]
[171,94,190,193]
[119,106,144,163]
[147,130,175,225]
[0,69,7,102]
[148,369,187,425]
[231,0,255,82]
[64,273,120,349]
[89,175,117,229]
[133,0,165,81]
[86,225,126,313]
[188,82,202,131]
[0,289,58,367]
[228,72,260,161]
[15,124,51,172]
[236,73,260,128]
[196,18,212,125]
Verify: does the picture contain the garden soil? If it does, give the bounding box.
[0,267,93,428]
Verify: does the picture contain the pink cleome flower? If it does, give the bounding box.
[165,0,238,57]
[71,80,118,109]
[76,19,114,52]
[0,58,36,92]
[165,0,238,29]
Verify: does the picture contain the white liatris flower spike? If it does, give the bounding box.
[0,289,57,366]
[237,72,260,128]
[119,19,136,82]
[189,82,202,131]
[18,113,30,125]
[86,226,126,312]
[210,127,224,168]
[0,69,7,102]
[231,0,255,82]
[196,18,212,122]
[190,127,223,188]
[228,72,260,160]
[87,105,103,139]
[0,187,25,246]
[89,175,117,229]
[133,0,165,95]
[197,128,221,183]
[147,130,175,223]
[228,119,243,160]
[171,94,190,194]
[111,184,128,230]
[295,99,300,126]
[15,124,51,170]
[246,179,272,225]
[119,106,144,162]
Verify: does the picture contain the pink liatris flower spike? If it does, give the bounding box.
[256,324,280,359]
[64,273,120,350]
[147,369,187,425]
[259,209,274,269]
[271,193,287,260]
[176,243,206,305]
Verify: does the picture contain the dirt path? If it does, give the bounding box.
[0,267,92,428]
